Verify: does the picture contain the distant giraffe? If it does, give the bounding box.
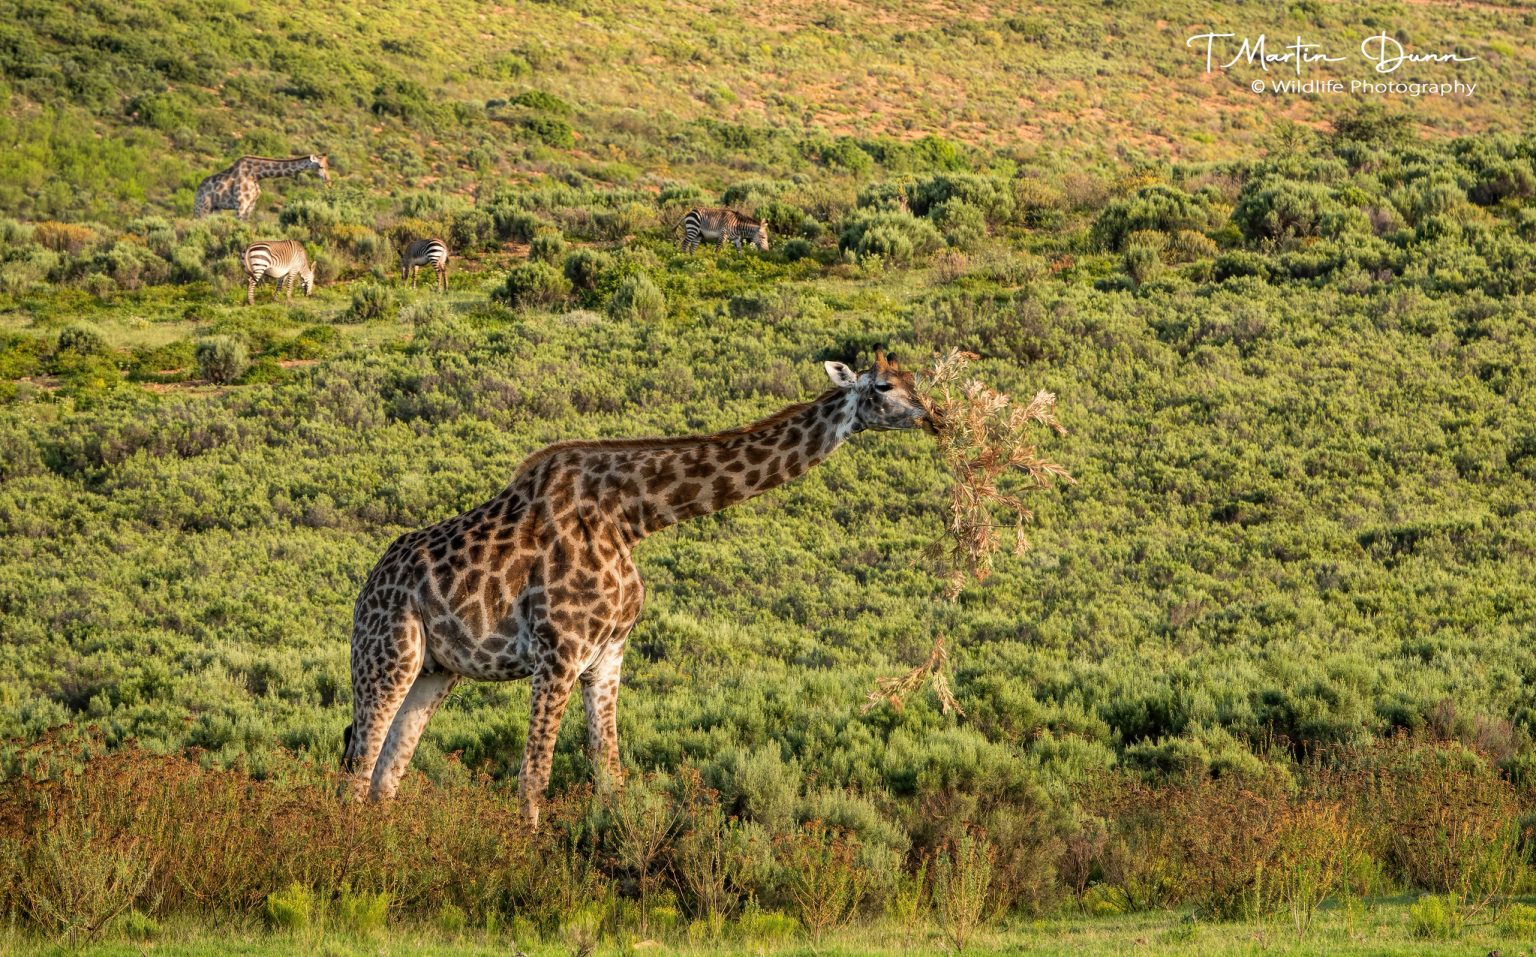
[401,238,450,292]
[193,154,330,219]
[342,350,937,825]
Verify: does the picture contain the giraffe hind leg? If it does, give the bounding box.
[519,667,578,828]
[344,608,427,801]
[581,650,625,792]
[370,670,459,800]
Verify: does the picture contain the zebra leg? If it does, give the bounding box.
[437,264,447,293]
[246,275,257,306]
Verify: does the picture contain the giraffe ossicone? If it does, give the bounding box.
[343,350,935,826]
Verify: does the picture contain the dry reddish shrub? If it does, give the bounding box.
[1321,734,1525,918]
[775,822,869,941]
[1086,770,1361,921]
[0,731,598,932]
[865,352,1071,716]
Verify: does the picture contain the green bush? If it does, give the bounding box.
[194,336,249,384]
[494,262,571,308]
[511,90,572,114]
[346,283,400,322]
[932,199,988,250]
[450,208,496,253]
[335,884,390,936]
[1408,894,1459,940]
[563,248,613,293]
[529,232,567,263]
[910,174,1014,223]
[839,212,943,263]
[1092,185,1215,250]
[608,274,667,323]
[56,324,108,358]
[1233,177,1347,243]
[265,883,313,931]
[436,902,467,934]
[520,115,574,148]
[119,909,160,941]
[782,237,814,262]
[400,297,453,328]
[372,79,437,123]
[493,208,544,243]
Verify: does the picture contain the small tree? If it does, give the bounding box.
[931,830,997,951]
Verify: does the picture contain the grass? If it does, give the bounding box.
[1,900,1528,956]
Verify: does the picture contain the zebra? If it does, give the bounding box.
[401,238,450,292]
[679,207,770,254]
[242,240,315,305]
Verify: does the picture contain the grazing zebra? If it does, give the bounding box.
[194,155,330,219]
[242,240,315,305]
[401,238,450,292]
[679,207,770,254]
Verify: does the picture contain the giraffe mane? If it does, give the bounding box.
[512,389,841,477]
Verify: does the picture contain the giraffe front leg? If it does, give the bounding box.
[518,668,577,829]
[581,651,625,793]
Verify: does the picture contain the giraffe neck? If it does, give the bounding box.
[526,389,860,544]
[628,389,857,538]
[242,156,314,179]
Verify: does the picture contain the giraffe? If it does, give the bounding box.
[193,154,330,219]
[343,350,938,825]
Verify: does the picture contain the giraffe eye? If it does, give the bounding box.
[874,382,893,393]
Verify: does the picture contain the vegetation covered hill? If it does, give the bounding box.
[2,0,1535,950]
[2,0,1533,221]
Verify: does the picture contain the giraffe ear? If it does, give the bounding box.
[824,361,858,389]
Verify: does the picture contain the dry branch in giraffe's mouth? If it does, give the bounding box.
[863,351,1074,717]
[915,349,1075,600]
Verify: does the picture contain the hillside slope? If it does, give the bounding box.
[1,0,1530,221]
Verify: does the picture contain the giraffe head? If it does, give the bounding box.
[310,154,331,184]
[824,349,939,433]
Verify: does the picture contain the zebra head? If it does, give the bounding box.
[300,261,316,297]
[750,221,770,252]
[310,154,331,185]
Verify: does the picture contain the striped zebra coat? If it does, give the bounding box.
[242,240,315,305]
[401,238,450,292]
[679,207,770,254]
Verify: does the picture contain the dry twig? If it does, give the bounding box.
[916,348,1074,599]
[864,350,1073,716]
